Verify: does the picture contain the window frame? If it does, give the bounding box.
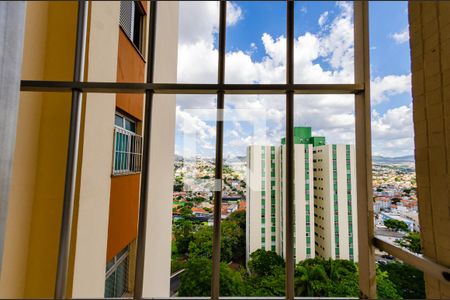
[18,1,450,299]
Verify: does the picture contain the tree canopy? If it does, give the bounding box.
[395,231,421,254]
[384,218,409,232]
[379,262,425,299]
[178,258,246,296]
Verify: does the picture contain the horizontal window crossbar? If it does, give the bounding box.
[373,236,450,284]
[20,80,364,95]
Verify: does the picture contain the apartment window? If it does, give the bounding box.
[16,2,412,299]
[119,1,145,53]
[105,245,130,298]
[113,113,143,175]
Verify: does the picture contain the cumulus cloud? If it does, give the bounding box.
[372,104,414,157]
[371,74,411,104]
[389,28,410,44]
[176,1,414,157]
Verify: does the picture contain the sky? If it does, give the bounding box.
[174,1,413,159]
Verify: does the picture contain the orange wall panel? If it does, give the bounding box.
[116,29,145,120]
[107,174,140,261]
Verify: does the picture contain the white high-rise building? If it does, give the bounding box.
[246,127,358,264]
[313,144,358,261]
[246,146,282,261]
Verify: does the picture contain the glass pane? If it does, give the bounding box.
[222,95,286,297]
[369,3,423,299]
[171,95,216,297]
[105,273,116,298]
[294,1,355,84]
[125,119,136,132]
[115,114,124,127]
[294,95,358,297]
[225,2,286,84]
[177,2,219,83]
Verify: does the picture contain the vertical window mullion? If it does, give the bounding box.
[133,1,157,298]
[211,1,227,299]
[354,1,377,298]
[285,1,295,299]
[54,1,88,298]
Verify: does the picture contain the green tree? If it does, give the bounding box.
[395,231,421,254]
[188,222,243,262]
[295,262,330,296]
[246,266,285,296]
[188,225,213,259]
[384,218,409,232]
[227,210,246,231]
[179,206,193,219]
[379,262,425,299]
[246,250,285,296]
[376,268,402,299]
[248,249,285,277]
[174,176,184,192]
[173,219,198,256]
[222,220,245,262]
[178,258,245,296]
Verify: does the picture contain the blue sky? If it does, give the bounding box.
[175,1,413,158]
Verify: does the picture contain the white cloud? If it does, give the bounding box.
[176,1,414,157]
[178,1,243,45]
[371,74,411,104]
[318,11,329,27]
[372,104,414,156]
[389,28,409,44]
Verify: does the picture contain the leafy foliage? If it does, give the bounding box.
[376,268,402,299]
[379,262,425,299]
[395,231,422,254]
[173,219,199,256]
[187,220,244,262]
[178,258,246,296]
[384,218,409,232]
[248,249,285,277]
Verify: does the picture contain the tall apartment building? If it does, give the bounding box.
[0,2,178,298]
[246,146,282,261]
[313,144,358,261]
[247,127,358,263]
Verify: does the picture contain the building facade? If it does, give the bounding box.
[313,144,358,261]
[247,127,358,263]
[0,1,178,298]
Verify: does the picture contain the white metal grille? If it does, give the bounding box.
[113,126,143,175]
[119,1,135,41]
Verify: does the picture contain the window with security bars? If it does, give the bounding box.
[105,246,130,298]
[113,113,143,175]
[16,1,447,299]
[119,0,144,53]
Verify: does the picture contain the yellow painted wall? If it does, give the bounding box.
[0,2,48,297]
[0,1,77,298]
[23,2,77,297]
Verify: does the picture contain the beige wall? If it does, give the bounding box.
[70,1,120,297]
[142,1,179,297]
[409,2,450,298]
[0,2,48,297]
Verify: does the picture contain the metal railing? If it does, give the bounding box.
[112,126,143,176]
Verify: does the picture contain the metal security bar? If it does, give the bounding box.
[112,126,143,176]
[54,1,88,298]
[15,1,450,299]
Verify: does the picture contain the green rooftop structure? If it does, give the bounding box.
[281,126,326,146]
